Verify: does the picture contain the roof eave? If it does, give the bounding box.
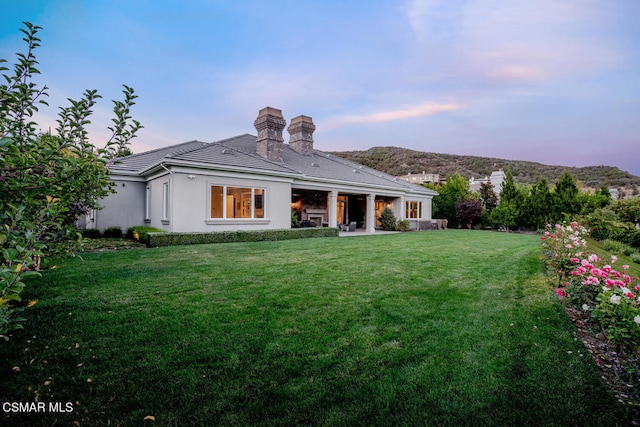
[140,158,302,180]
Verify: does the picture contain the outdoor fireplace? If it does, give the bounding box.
[305,208,327,227]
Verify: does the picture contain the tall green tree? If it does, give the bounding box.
[0,22,142,339]
[479,181,498,213]
[499,170,526,228]
[523,179,552,229]
[552,172,581,222]
[490,202,518,232]
[499,170,519,205]
[429,173,471,227]
[579,185,611,216]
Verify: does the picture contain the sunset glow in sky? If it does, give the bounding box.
[2,0,639,175]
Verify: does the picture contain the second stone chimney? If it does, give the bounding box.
[254,107,286,162]
[287,115,316,156]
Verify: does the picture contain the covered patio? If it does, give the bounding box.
[291,188,401,232]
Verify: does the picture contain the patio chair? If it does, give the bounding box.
[348,221,357,232]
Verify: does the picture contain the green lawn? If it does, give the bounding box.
[0,230,634,426]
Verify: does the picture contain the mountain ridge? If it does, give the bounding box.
[328,146,640,193]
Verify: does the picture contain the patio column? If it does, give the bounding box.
[399,196,406,220]
[328,190,338,228]
[366,193,376,233]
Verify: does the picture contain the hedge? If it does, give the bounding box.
[126,226,166,242]
[146,227,340,247]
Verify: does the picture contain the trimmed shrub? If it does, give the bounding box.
[127,226,166,243]
[102,226,123,238]
[396,220,410,232]
[147,227,339,247]
[82,228,101,239]
[379,208,397,231]
[630,253,640,265]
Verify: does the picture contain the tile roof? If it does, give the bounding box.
[110,140,208,173]
[111,134,436,196]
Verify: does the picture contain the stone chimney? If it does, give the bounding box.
[287,115,316,156]
[254,107,286,162]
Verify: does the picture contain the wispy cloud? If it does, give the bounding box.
[327,101,463,129]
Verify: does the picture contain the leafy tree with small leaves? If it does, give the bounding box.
[0,22,142,339]
[611,197,640,225]
[491,202,518,232]
[579,185,611,216]
[456,199,483,229]
[429,173,471,228]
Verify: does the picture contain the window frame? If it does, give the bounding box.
[209,184,267,220]
[145,185,151,220]
[162,182,169,221]
[405,200,423,219]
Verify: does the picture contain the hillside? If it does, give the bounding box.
[329,147,640,192]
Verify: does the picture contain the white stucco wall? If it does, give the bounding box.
[146,173,172,231]
[165,171,293,232]
[94,179,146,232]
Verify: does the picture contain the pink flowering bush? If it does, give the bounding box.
[541,222,588,285]
[542,222,640,348]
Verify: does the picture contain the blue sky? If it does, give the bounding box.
[2,0,640,176]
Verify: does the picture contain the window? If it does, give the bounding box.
[145,186,151,219]
[405,201,422,219]
[210,185,265,219]
[162,182,169,220]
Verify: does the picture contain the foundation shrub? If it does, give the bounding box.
[126,226,165,242]
[102,227,123,238]
[147,227,339,247]
[378,208,397,231]
[82,228,101,239]
[396,219,411,232]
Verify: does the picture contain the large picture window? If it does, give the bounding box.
[405,201,423,219]
[210,185,265,219]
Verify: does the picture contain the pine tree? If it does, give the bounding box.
[524,179,552,229]
[552,172,581,221]
[479,181,498,213]
[499,170,525,228]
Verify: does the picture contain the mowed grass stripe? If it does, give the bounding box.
[1,230,633,426]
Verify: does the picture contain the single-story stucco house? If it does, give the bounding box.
[85,107,438,234]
